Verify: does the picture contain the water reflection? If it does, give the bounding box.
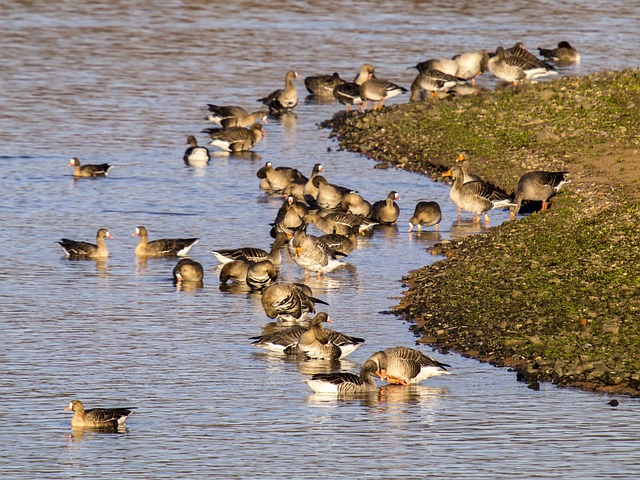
[306,385,447,407]
[176,281,204,292]
[66,425,129,444]
[449,219,488,239]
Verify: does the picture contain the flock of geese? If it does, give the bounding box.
[63,40,577,428]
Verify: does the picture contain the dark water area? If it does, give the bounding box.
[1,1,639,478]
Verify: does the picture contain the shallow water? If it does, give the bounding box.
[1,1,639,478]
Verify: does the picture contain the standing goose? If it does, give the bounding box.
[209,232,288,266]
[205,104,268,128]
[409,69,465,101]
[443,165,514,223]
[173,258,204,284]
[306,359,379,394]
[298,312,364,360]
[333,63,375,111]
[58,228,112,259]
[359,75,408,111]
[366,347,452,385]
[282,163,325,203]
[371,191,400,225]
[258,70,300,115]
[69,157,113,177]
[270,195,307,238]
[452,50,490,85]
[204,123,265,153]
[511,171,570,218]
[288,229,346,276]
[304,72,345,96]
[183,135,210,165]
[65,400,134,429]
[455,151,483,183]
[410,58,459,76]
[245,259,278,291]
[261,282,328,322]
[341,191,372,218]
[538,41,581,65]
[408,201,442,232]
[132,226,199,257]
[256,161,307,192]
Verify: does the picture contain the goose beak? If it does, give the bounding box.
[64,403,73,411]
[408,223,414,232]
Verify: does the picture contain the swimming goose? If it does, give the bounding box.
[333,63,375,111]
[366,347,452,385]
[297,312,364,359]
[410,58,459,76]
[204,123,265,153]
[488,46,557,85]
[313,175,353,210]
[408,201,442,232]
[340,191,372,218]
[270,195,307,238]
[455,151,483,183]
[511,171,570,218]
[304,72,345,96]
[58,228,112,259]
[371,191,400,224]
[69,157,113,177]
[205,105,268,128]
[443,165,514,223]
[245,259,278,291]
[256,161,307,193]
[210,232,288,266]
[303,212,375,236]
[410,69,466,101]
[172,258,204,284]
[132,226,199,257]
[261,282,328,322]
[258,70,300,115]
[538,41,581,65]
[306,359,379,394]
[288,229,346,275]
[183,135,210,165]
[452,50,490,85]
[65,400,134,429]
[359,76,408,111]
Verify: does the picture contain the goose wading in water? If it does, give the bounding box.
[132,226,199,257]
[408,201,442,232]
[261,282,328,322]
[69,157,113,177]
[297,312,364,360]
[65,400,134,429]
[371,191,400,225]
[511,171,570,219]
[304,72,345,96]
[57,228,112,259]
[366,347,452,385]
[443,165,514,223]
[203,123,265,153]
[538,41,581,65]
[172,258,204,284]
[205,104,268,129]
[256,161,307,193]
[306,358,380,394]
[209,232,288,266]
[258,70,300,115]
[183,135,210,165]
[288,229,346,276]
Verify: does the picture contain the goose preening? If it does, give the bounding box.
[408,201,442,232]
[210,232,288,266]
[366,347,452,385]
[306,358,380,394]
[288,229,346,276]
[261,282,328,322]
[69,157,113,177]
[183,135,210,165]
[57,228,112,259]
[304,72,345,96]
[410,69,466,101]
[312,175,353,210]
[371,191,400,225]
[203,123,265,153]
[538,41,581,65]
[452,50,490,85]
[172,258,204,284]
[511,171,570,218]
[205,104,268,128]
[65,400,134,429]
[245,259,278,291]
[340,191,372,218]
[258,70,300,115]
[132,226,199,257]
[333,63,375,111]
[270,195,307,238]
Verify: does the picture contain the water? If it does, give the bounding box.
[1,1,639,478]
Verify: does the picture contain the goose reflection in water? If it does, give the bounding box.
[306,384,448,408]
[449,218,488,239]
[66,425,129,444]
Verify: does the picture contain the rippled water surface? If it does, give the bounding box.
[2,1,639,478]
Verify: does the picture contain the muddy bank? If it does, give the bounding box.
[323,69,640,396]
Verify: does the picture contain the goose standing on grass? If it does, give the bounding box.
[204,123,265,153]
[333,63,375,111]
[511,171,570,218]
[132,226,199,257]
[69,157,113,177]
[538,41,581,65]
[366,347,452,385]
[205,104,268,128]
[304,72,345,96]
[173,258,204,285]
[408,201,442,232]
[261,282,329,322]
[258,70,300,115]
[359,73,408,111]
[210,232,288,266]
[58,228,112,259]
[65,400,134,429]
[306,358,379,394]
[183,135,210,165]
[297,312,364,360]
[256,161,307,192]
[410,69,466,101]
[372,191,400,225]
[443,165,514,223]
[288,229,346,276]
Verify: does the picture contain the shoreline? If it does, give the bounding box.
[323,69,640,397]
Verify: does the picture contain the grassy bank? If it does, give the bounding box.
[323,69,640,396]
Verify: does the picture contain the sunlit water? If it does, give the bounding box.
[1,1,639,478]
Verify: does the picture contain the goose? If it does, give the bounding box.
[245,259,278,291]
[408,201,442,232]
[442,165,514,223]
[304,72,345,96]
[333,63,375,111]
[317,227,358,256]
[172,258,204,284]
[410,69,466,101]
[183,135,210,165]
[366,347,452,385]
[258,70,300,115]
[69,157,113,177]
[288,229,346,275]
[205,104,268,128]
[256,161,307,193]
[312,175,353,210]
[455,151,483,183]
[306,358,379,394]
[132,226,199,257]
[359,76,408,111]
[270,195,307,238]
[410,58,459,76]
[303,212,376,236]
[511,171,570,218]
[488,46,557,85]
[452,50,490,85]
[341,191,372,218]
[219,259,249,285]
[204,123,265,152]
[371,191,400,224]
[281,163,324,203]
[65,400,134,429]
[58,228,112,259]
[298,312,364,359]
[209,232,288,266]
[538,41,581,64]
[261,282,328,322]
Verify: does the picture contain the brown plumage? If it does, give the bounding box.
[210,232,288,266]
[65,400,134,429]
[204,123,265,152]
[133,226,199,257]
[256,161,307,192]
[372,191,400,224]
[69,157,113,177]
[245,259,278,291]
[173,258,204,284]
[261,282,328,322]
[206,104,268,128]
[57,228,112,259]
[258,70,300,115]
[304,72,345,96]
[408,201,442,232]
